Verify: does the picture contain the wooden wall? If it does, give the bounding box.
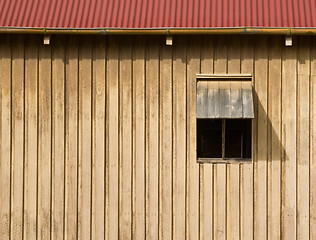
[0,34,316,240]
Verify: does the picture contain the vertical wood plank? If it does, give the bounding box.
[219,81,231,118]
[119,38,133,240]
[186,36,200,240]
[78,38,92,240]
[296,37,310,240]
[230,81,242,119]
[145,37,159,239]
[196,81,208,118]
[132,37,146,240]
[228,37,241,75]
[200,36,214,240]
[23,37,38,240]
[208,82,219,119]
[11,36,24,240]
[226,37,240,240]
[267,36,282,240]
[51,38,65,240]
[159,42,173,240]
[107,36,119,240]
[282,37,297,240]
[240,36,254,240]
[38,43,52,240]
[241,81,254,118]
[210,81,220,118]
[254,36,268,240]
[173,37,187,240]
[105,38,109,240]
[213,35,227,240]
[310,38,316,240]
[65,37,79,240]
[3,34,316,240]
[91,36,106,240]
[0,37,11,240]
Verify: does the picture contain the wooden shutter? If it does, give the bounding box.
[196,80,254,119]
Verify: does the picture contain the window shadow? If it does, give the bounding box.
[253,90,288,162]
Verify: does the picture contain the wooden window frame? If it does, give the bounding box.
[196,74,254,164]
[197,118,253,164]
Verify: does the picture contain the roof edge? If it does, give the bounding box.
[0,27,316,35]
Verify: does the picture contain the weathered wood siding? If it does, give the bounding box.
[0,35,316,240]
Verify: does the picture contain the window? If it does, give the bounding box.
[197,119,252,161]
[196,74,254,163]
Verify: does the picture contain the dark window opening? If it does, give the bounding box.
[197,119,222,158]
[225,119,252,159]
[197,119,252,160]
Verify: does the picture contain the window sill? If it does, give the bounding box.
[197,158,252,164]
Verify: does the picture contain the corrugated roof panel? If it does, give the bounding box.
[0,0,315,29]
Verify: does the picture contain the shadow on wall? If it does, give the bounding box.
[253,90,288,162]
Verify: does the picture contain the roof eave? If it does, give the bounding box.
[0,27,316,35]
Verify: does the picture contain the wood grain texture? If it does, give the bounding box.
[145,37,160,240]
[282,39,297,240]
[227,37,240,240]
[92,36,106,240]
[219,81,231,118]
[242,81,254,118]
[197,80,253,119]
[11,36,24,240]
[196,81,209,118]
[23,37,38,240]
[0,36,12,240]
[297,37,310,240]
[65,37,79,240]
[254,36,268,240]
[119,37,133,240]
[132,37,146,240]
[200,36,214,240]
[230,81,242,118]
[213,36,227,240]
[240,37,254,240]
[310,39,316,240]
[268,36,282,240]
[78,38,92,240]
[38,43,52,240]
[51,38,65,240]
[186,36,200,240]
[0,35,314,240]
[173,37,187,240]
[159,42,173,240]
[107,36,119,240]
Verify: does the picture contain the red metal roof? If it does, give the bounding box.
[0,0,315,29]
